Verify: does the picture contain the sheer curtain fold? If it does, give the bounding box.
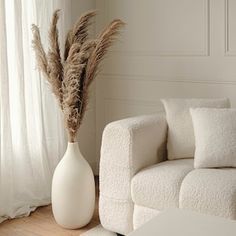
[0,0,70,223]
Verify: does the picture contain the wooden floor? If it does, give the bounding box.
[0,179,100,236]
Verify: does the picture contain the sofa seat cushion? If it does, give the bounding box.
[131,159,194,210]
[180,169,236,219]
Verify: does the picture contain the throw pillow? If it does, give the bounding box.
[190,108,236,168]
[161,98,230,160]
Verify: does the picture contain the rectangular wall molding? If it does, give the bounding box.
[99,74,236,85]
[105,0,210,56]
[225,0,236,56]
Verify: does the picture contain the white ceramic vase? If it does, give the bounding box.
[51,142,95,229]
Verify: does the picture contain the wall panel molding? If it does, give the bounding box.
[99,73,236,85]
[105,0,210,56]
[225,0,236,56]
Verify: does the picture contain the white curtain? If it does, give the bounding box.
[0,0,70,223]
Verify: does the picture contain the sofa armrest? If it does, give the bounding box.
[99,113,167,233]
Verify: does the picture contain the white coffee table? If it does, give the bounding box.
[128,209,236,236]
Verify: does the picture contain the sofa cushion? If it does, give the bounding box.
[190,108,236,168]
[131,159,194,210]
[179,169,236,219]
[161,98,230,160]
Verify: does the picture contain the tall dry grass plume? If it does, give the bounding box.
[32,9,124,142]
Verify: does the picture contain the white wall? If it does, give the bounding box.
[95,0,236,172]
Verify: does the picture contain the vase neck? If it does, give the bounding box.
[67,142,80,148]
[65,142,83,159]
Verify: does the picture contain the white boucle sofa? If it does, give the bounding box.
[99,113,236,235]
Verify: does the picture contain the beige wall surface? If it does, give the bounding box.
[95,0,236,172]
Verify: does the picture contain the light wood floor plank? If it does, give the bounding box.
[0,179,100,236]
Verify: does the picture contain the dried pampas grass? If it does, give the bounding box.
[32,9,124,142]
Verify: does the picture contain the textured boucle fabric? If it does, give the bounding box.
[133,205,160,230]
[99,114,167,234]
[161,98,230,160]
[190,108,236,168]
[131,159,193,210]
[179,168,236,219]
[99,196,134,234]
